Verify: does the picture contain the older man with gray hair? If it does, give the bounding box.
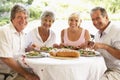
[88,7,120,80]
[0,3,39,80]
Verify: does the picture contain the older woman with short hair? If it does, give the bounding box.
[26,10,56,51]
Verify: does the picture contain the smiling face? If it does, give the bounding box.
[91,9,109,32]
[12,12,28,32]
[10,4,29,32]
[68,13,81,28]
[41,16,54,29]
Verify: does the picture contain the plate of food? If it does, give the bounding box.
[40,46,53,52]
[78,49,100,57]
[25,51,44,58]
[62,46,80,50]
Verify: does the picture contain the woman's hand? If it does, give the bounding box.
[25,43,40,52]
[53,43,60,48]
[53,43,65,48]
[60,43,66,48]
[77,42,87,49]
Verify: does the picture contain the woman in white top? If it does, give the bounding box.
[26,11,56,51]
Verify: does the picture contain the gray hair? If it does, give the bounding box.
[41,11,55,21]
[90,7,108,17]
[10,3,29,21]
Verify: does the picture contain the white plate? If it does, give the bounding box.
[41,52,50,57]
[80,50,101,57]
[25,54,44,58]
[24,51,43,58]
[25,51,50,58]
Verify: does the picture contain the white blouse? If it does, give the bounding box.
[27,28,56,47]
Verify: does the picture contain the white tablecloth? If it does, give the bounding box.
[19,56,107,80]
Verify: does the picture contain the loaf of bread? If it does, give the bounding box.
[49,49,80,57]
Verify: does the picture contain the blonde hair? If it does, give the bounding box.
[68,12,81,21]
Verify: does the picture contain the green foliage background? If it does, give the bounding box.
[0,0,120,26]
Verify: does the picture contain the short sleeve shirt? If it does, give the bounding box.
[95,22,120,70]
[0,23,28,59]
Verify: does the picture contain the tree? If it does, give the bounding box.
[0,0,34,26]
[88,0,120,13]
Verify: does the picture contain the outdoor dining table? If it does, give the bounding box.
[18,54,107,80]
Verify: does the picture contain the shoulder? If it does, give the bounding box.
[62,28,66,32]
[50,30,55,35]
[0,24,11,34]
[28,27,38,34]
[110,22,120,32]
[32,27,38,32]
[81,28,89,34]
[84,29,89,33]
[0,24,13,41]
[61,29,67,37]
[61,28,67,33]
[61,28,68,35]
